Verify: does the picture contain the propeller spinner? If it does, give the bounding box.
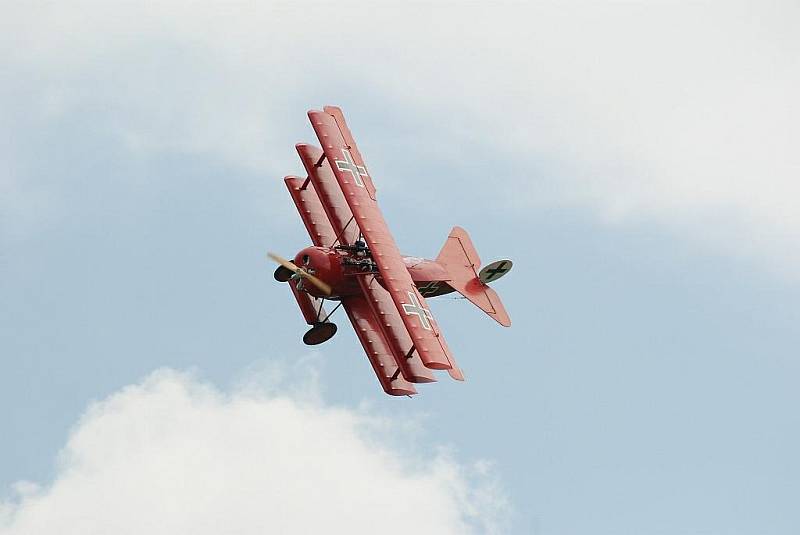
[267,252,333,296]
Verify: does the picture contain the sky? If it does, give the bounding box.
[1,1,799,533]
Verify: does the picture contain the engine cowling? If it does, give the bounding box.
[292,246,347,298]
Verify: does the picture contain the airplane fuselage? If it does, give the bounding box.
[291,245,455,299]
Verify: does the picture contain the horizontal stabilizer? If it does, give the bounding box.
[436,227,511,327]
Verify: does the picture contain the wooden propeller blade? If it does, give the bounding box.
[299,271,333,296]
[268,252,297,273]
[267,252,332,296]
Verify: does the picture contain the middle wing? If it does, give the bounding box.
[296,144,360,247]
[308,106,463,380]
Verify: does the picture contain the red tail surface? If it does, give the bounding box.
[436,227,511,327]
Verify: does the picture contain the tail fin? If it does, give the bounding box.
[436,227,511,327]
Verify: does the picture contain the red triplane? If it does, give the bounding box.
[271,106,512,396]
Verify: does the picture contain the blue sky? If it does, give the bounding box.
[2,2,799,533]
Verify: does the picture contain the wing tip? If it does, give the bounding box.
[306,109,325,121]
[448,367,466,381]
[323,104,343,115]
[386,385,418,396]
[493,311,512,327]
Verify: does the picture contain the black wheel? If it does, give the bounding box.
[274,264,294,282]
[303,322,337,345]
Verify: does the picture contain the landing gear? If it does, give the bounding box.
[273,264,294,282]
[303,322,337,345]
[268,250,342,345]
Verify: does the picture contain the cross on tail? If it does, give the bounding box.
[484,261,509,281]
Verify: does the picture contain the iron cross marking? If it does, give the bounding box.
[402,291,434,330]
[485,261,509,281]
[334,149,369,188]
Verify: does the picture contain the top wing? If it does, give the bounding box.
[308,107,463,380]
[321,106,378,201]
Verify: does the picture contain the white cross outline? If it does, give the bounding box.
[401,291,434,330]
[334,148,369,188]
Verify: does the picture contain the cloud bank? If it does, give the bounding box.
[0,369,506,534]
[3,1,798,275]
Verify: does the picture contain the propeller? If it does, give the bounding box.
[267,252,332,296]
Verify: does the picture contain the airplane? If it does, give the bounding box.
[270,106,512,396]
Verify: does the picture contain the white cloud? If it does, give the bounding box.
[2,1,798,275]
[0,367,507,534]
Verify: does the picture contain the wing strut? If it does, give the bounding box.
[329,215,356,248]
